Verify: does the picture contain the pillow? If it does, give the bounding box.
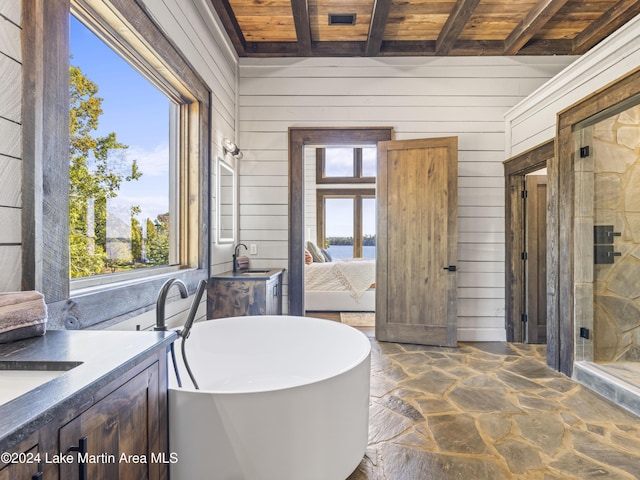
[306,241,325,263]
[321,248,332,262]
[304,249,313,265]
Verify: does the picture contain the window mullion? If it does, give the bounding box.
[354,195,363,257]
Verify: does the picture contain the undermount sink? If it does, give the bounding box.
[0,360,83,405]
[241,269,271,276]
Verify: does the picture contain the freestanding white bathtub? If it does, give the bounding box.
[168,315,371,480]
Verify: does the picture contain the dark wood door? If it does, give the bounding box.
[376,137,458,347]
[59,366,162,480]
[0,442,41,480]
[525,175,547,344]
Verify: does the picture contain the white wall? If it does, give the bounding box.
[505,14,640,157]
[237,56,574,340]
[0,1,23,291]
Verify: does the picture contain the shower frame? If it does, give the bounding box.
[549,66,640,376]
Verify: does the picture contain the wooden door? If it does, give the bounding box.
[59,366,162,480]
[376,137,458,346]
[525,175,547,344]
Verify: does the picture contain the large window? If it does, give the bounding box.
[69,15,175,284]
[317,189,375,259]
[315,145,377,259]
[22,0,210,328]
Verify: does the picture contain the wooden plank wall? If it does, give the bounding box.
[505,14,640,158]
[238,56,572,340]
[0,1,22,292]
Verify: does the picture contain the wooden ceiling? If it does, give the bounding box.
[209,0,640,57]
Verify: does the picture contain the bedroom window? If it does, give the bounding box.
[317,189,375,259]
[316,147,376,184]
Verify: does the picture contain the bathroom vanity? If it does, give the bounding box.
[208,269,284,319]
[0,329,176,479]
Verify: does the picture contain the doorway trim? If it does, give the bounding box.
[288,127,394,316]
[503,140,554,347]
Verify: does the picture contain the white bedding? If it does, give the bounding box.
[305,258,375,301]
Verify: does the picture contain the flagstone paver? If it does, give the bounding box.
[348,336,640,480]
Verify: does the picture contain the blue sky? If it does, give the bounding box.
[70,15,170,229]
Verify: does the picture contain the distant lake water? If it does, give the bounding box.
[327,245,376,260]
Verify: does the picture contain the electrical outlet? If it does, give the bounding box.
[250,244,257,255]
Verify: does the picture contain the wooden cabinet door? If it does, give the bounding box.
[0,439,42,480]
[376,137,458,347]
[59,364,162,480]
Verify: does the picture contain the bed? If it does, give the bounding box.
[304,258,376,312]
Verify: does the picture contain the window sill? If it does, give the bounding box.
[70,265,186,296]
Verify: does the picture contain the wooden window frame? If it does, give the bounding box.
[316,147,376,184]
[316,188,375,258]
[22,0,210,328]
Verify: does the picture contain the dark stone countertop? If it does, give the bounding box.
[0,329,176,449]
[210,268,284,280]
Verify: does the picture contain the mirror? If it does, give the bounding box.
[217,158,235,243]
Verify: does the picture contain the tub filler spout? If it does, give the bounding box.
[155,278,188,331]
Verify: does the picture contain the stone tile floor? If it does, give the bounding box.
[347,330,640,479]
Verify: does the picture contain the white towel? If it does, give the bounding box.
[0,291,48,343]
[236,255,250,269]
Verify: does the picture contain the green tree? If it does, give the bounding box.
[130,206,143,263]
[69,64,142,278]
[145,213,170,265]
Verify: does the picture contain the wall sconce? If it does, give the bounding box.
[222,138,243,160]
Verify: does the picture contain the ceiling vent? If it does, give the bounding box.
[328,13,356,26]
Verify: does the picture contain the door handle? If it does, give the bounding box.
[68,436,88,480]
[443,265,456,272]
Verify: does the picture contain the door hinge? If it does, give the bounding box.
[580,146,590,158]
[521,252,528,260]
[521,190,528,198]
[521,313,528,323]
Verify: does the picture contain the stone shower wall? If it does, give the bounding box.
[593,104,640,362]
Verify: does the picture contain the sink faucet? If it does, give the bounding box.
[155,278,188,331]
[233,243,247,272]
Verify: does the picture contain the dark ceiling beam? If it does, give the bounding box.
[435,0,481,55]
[365,0,393,56]
[241,38,575,57]
[291,0,312,56]
[503,0,570,55]
[208,0,246,56]
[381,39,572,56]
[245,41,366,57]
[572,0,640,54]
